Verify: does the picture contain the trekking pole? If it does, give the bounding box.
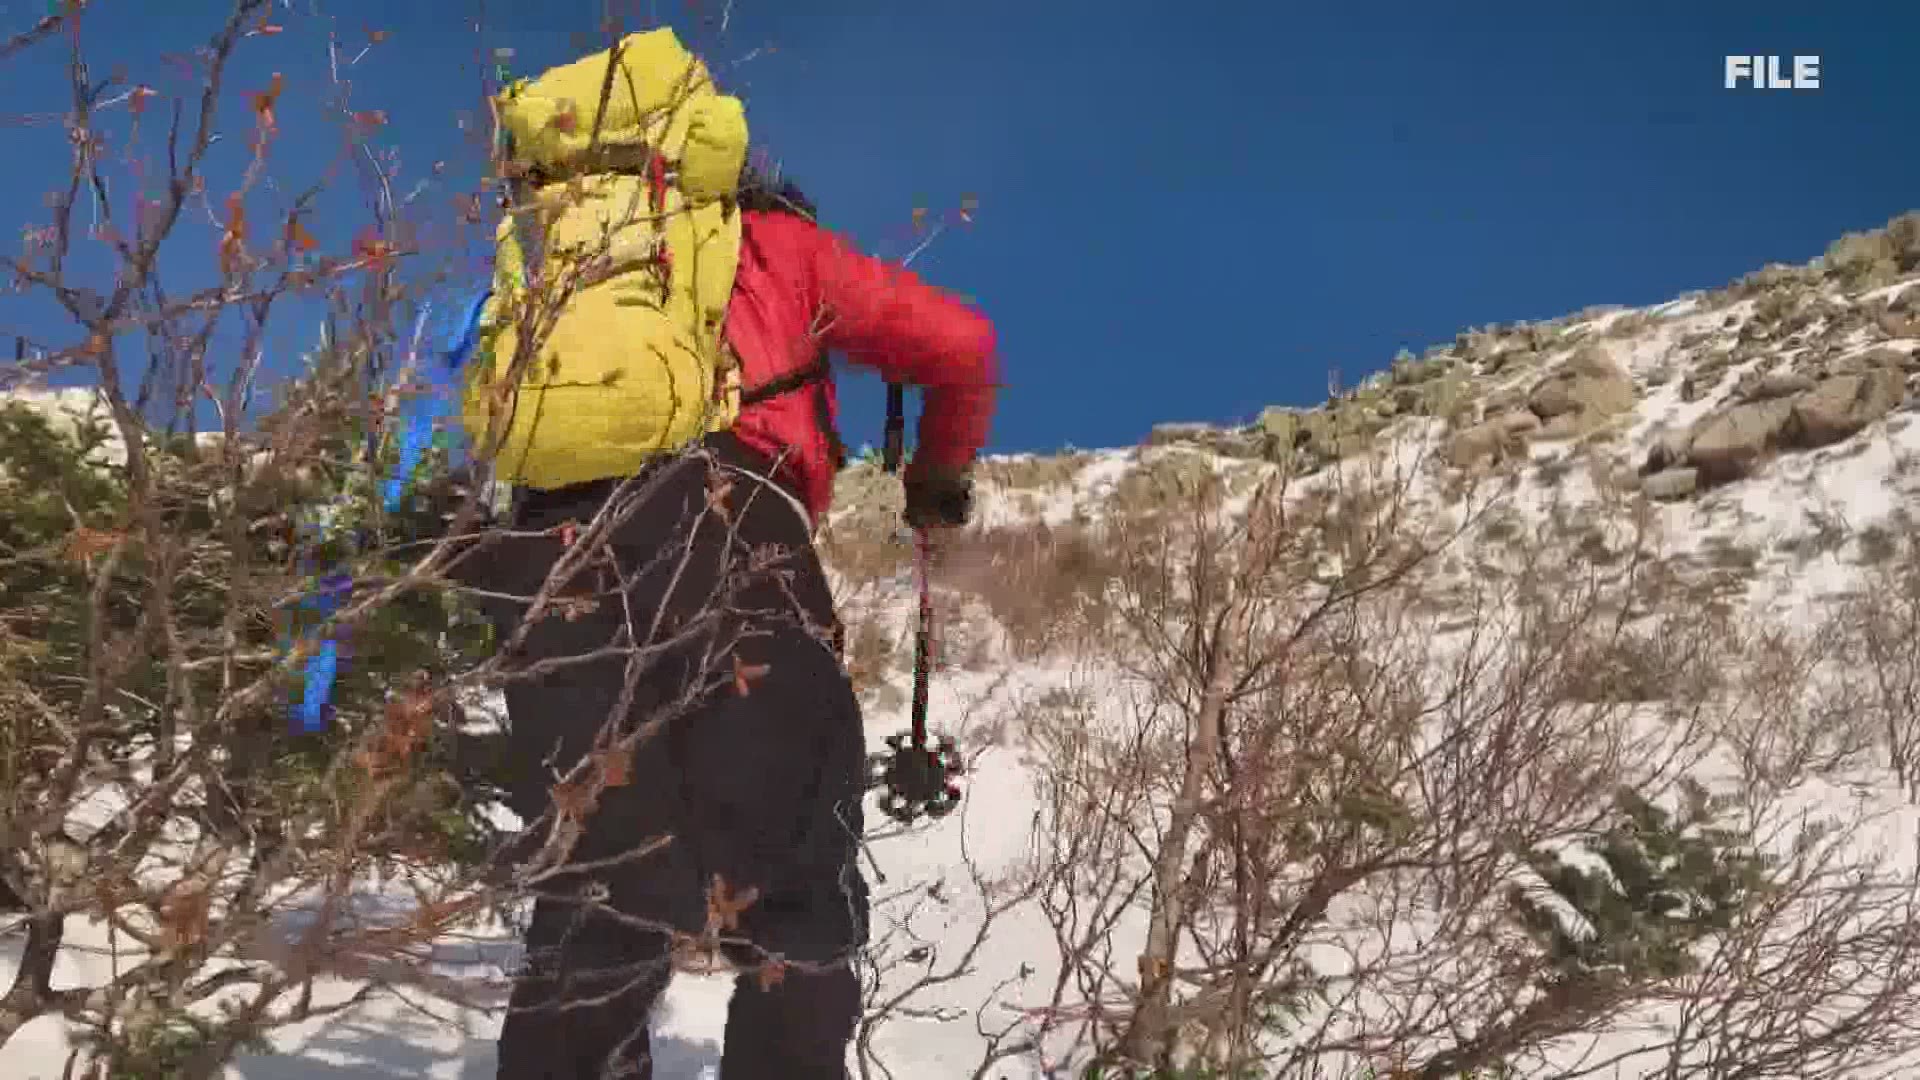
[866,384,964,825]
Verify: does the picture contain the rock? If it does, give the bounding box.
[1677,348,1741,402]
[1144,421,1264,458]
[1528,345,1636,420]
[1679,372,1721,404]
[1497,410,1543,439]
[1831,305,1874,335]
[1877,311,1918,339]
[1686,398,1795,485]
[1456,330,1498,363]
[1420,372,1476,424]
[1389,355,1450,386]
[1783,369,1905,449]
[1146,422,1217,447]
[1262,399,1387,466]
[1447,411,1538,469]
[1446,424,1505,469]
[1735,370,1816,402]
[1681,368,1906,485]
[1482,348,1538,376]
[1257,407,1330,468]
[1822,348,1904,378]
[1779,306,1819,336]
[1219,432,1267,458]
[1642,468,1699,501]
[1257,407,1306,457]
[1861,346,1913,370]
[1257,407,1299,436]
[1539,413,1595,440]
[1641,425,1693,475]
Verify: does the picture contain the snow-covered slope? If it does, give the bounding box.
[13,218,1920,1078]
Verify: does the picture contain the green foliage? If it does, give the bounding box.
[0,400,145,792]
[78,1012,273,1080]
[1509,779,1771,984]
[0,393,504,867]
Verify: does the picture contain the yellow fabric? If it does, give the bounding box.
[462,28,750,490]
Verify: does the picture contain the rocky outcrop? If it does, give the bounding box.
[1641,468,1699,501]
[1685,398,1795,486]
[1731,370,1815,403]
[1448,410,1542,469]
[1527,344,1636,437]
[1229,220,1920,505]
[1785,368,1905,448]
[1145,422,1265,459]
[1648,359,1908,488]
[1257,401,1388,469]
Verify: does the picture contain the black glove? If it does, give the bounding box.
[903,463,974,529]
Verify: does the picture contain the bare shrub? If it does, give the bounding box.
[0,8,797,1076]
[1856,522,1901,566]
[977,452,1093,492]
[941,519,1118,655]
[843,601,906,713]
[1837,529,1920,798]
[955,443,1920,1080]
[822,462,912,592]
[1108,449,1227,523]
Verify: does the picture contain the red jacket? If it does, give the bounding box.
[722,210,999,523]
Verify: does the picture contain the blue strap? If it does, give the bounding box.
[447,289,493,371]
[382,291,491,513]
[295,291,490,732]
[296,639,338,733]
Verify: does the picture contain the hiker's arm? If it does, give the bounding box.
[808,228,999,472]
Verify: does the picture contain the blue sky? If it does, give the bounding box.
[0,0,1913,456]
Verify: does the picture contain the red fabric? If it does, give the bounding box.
[722,210,999,523]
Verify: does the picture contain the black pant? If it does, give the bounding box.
[476,434,868,1080]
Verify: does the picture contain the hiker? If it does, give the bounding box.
[465,30,998,1080]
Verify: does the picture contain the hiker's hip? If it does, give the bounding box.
[502,625,865,893]
[491,431,830,625]
[507,430,801,526]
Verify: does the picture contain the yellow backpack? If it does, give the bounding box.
[462,29,750,491]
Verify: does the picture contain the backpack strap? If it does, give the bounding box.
[737,350,847,472]
[738,351,830,405]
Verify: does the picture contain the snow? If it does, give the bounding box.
[0,662,1072,1078]
[15,271,1920,1077]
